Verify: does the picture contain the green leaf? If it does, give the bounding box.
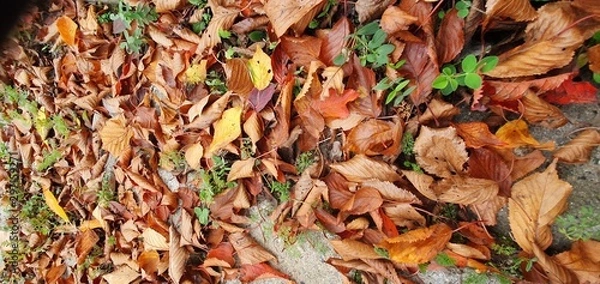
[449,78,459,91]
[456,1,469,10]
[457,8,469,18]
[248,30,266,42]
[369,29,387,48]
[377,44,395,56]
[218,29,232,39]
[464,73,482,89]
[438,10,446,19]
[443,65,457,75]
[432,75,449,89]
[479,56,499,72]
[366,53,377,63]
[374,78,392,91]
[594,73,600,84]
[356,21,379,36]
[389,59,406,69]
[309,19,319,29]
[462,54,478,73]
[385,89,398,104]
[194,207,210,225]
[333,53,347,66]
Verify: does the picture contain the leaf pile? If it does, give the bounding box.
[0,0,599,283]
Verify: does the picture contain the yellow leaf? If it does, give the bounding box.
[208,106,242,154]
[185,60,207,85]
[56,16,78,47]
[43,188,70,223]
[247,48,273,90]
[495,119,554,150]
[99,115,134,157]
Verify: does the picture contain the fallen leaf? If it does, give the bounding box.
[355,0,395,23]
[436,9,465,64]
[249,84,276,112]
[553,129,600,164]
[509,160,572,254]
[495,119,555,150]
[227,158,256,181]
[540,78,598,105]
[400,42,439,105]
[195,3,240,54]
[531,242,578,284]
[76,229,100,265]
[280,35,323,69]
[418,98,460,124]
[588,44,600,72]
[207,106,242,155]
[483,0,537,28]
[467,147,512,196]
[330,154,402,182]
[102,265,139,284]
[330,239,384,261]
[435,175,499,205]
[554,240,600,283]
[225,58,253,95]
[169,226,188,284]
[312,89,360,119]
[56,16,78,47]
[345,119,402,156]
[319,17,351,66]
[229,232,276,265]
[142,228,169,251]
[379,223,452,265]
[482,72,573,102]
[414,126,468,177]
[455,122,506,149]
[99,115,134,157]
[402,170,437,201]
[204,242,235,268]
[42,187,70,223]
[361,180,420,204]
[184,143,204,170]
[342,186,384,215]
[240,263,291,282]
[138,250,159,275]
[264,0,326,37]
[154,0,186,12]
[380,6,418,35]
[247,47,274,90]
[520,90,568,128]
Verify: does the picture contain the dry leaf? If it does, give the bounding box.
[531,242,578,284]
[483,0,537,28]
[362,180,420,204]
[355,0,395,23]
[264,0,326,37]
[402,170,437,201]
[495,119,555,150]
[138,250,160,275]
[330,154,402,182]
[227,158,256,181]
[240,263,290,282]
[418,98,460,124]
[435,175,499,205]
[76,229,100,265]
[247,47,273,90]
[380,6,417,35]
[455,122,506,149]
[414,126,468,177]
[229,232,276,265]
[379,223,452,265]
[195,2,240,54]
[225,58,253,95]
[588,44,600,73]
[42,188,71,223]
[508,160,572,254]
[207,106,242,155]
[100,115,134,157]
[142,228,169,251]
[554,129,600,164]
[436,9,465,64]
[330,239,384,261]
[102,265,139,284]
[56,16,78,47]
[184,143,204,170]
[154,0,186,12]
[520,91,568,128]
[341,186,384,215]
[554,240,600,283]
[169,226,188,284]
[280,35,323,69]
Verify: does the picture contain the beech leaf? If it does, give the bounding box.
[330,154,402,182]
[330,239,384,261]
[379,223,452,265]
[207,106,242,155]
[553,129,600,164]
[56,16,78,47]
[414,126,468,178]
[99,115,134,157]
[264,0,326,37]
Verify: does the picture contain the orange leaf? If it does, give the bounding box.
[521,91,568,128]
[76,229,100,265]
[380,6,417,35]
[56,16,78,47]
[435,175,499,205]
[280,35,323,69]
[240,263,290,282]
[319,17,351,66]
[204,242,235,268]
[264,0,326,37]
[99,115,134,157]
[330,239,384,261]
[467,148,512,196]
[455,122,506,149]
[138,250,160,275]
[330,154,402,182]
[225,58,253,95]
[345,119,402,156]
[540,78,598,105]
[379,223,452,264]
[342,187,384,215]
[508,160,572,254]
[495,119,555,150]
[554,240,600,283]
[553,129,600,164]
[587,44,600,73]
[229,232,276,265]
[312,89,360,119]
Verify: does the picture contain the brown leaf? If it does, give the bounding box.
[355,0,395,23]
[154,0,186,12]
[330,154,402,182]
[345,119,402,157]
[240,263,290,282]
[588,44,600,73]
[195,2,240,54]
[485,2,584,78]
[508,160,572,254]
[362,180,420,204]
[573,0,600,16]
[227,158,256,181]
[483,0,537,28]
[482,73,573,102]
[400,42,439,105]
[554,129,600,164]
[455,122,507,149]
[554,240,600,283]
[99,115,134,157]
[531,242,578,284]
[330,239,384,261]
[468,147,512,196]
[435,175,499,205]
[319,17,352,66]
[102,265,139,284]
[436,9,465,64]
[402,170,437,201]
[418,98,460,124]
[414,126,468,178]
[383,204,426,228]
[204,242,235,268]
[229,232,276,265]
[142,228,169,251]
[264,0,326,37]
[342,187,384,215]
[281,35,323,69]
[313,89,360,119]
[379,223,452,265]
[380,6,418,35]
[520,91,568,128]
[225,58,253,95]
[169,226,187,284]
[138,250,160,275]
[76,229,100,265]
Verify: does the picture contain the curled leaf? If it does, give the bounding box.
[553,129,600,164]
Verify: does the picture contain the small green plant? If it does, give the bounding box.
[432,54,499,95]
[159,150,187,171]
[198,156,236,204]
[20,194,59,236]
[100,1,158,54]
[205,70,228,94]
[491,242,518,256]
[97,172,116,207]
[434,252,456,267]
[194,206,210,225]
[269,180,292,203]
[401,133,422,172]
[191,11,212,34]
[295,151,316,173]
[309,0,337,29]
[335,21,395,68]
[374,247,390,259]
[438,0,472,19]
[36,148,62,172]
[593,73,600,84]
[463,271,489,284]
[556,206,600,241]
[189,0,208,8]
[374,72,416,106]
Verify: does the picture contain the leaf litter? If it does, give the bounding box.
[0,0,599,283]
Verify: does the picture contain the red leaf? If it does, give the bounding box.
[400,42,439,105]
[436,9,465,64]
[271,44,291,85]
[319,17,352,66]
[380,208,400,238]
[312,89,360,119]
[249,84,276,112]
[540,79,598,105]
[240,263,290,282]
[482,73,574,102]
